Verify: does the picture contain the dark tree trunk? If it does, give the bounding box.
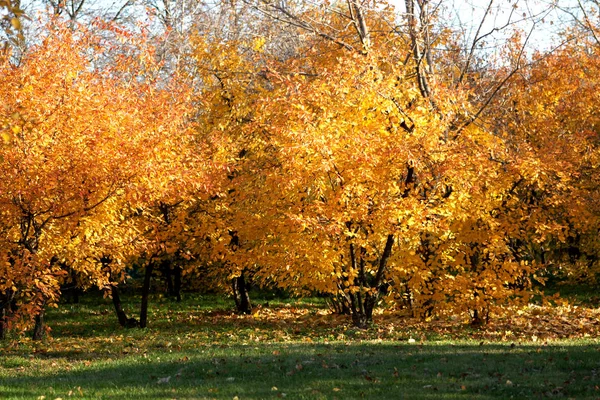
[162,260,174,296]
[0,294,9,340]
[470,290,489,327]
[62,267,81,304]
[173,266,182,302]
[32,307,45,341]
[111,285,127,326]
[165,268,174,296]
[351,304,373,329]
[70,269,80,304]
[110,285,138,328]
[101,255,137,328]
[346,234,394,329]
[160,260,182,302]
[232,271,251,314]
[327,293,351,315]
[228,231,249,313]
[139,262,154,328]
[0,290,15,340]
[0,307,6,340]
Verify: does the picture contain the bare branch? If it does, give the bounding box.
[453,26,575,137]
[245,0,356,52]
[456,0,495,86]
[347,0,370,51]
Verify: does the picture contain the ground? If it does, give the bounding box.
[1,291,600,399]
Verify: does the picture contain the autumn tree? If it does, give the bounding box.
[186,0,580,327]
[0,19,194,338]
[491,18,600,286]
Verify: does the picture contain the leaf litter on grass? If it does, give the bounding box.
[3,300,600,359]
[3,295,600,399]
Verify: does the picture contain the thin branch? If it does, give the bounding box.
[347,0,370,51]
[373,234,394,289]
[577,0,600,46]
[453,23,536,137]
[457,0,495,85]
[111,0,133,22]
[246,0,356,52]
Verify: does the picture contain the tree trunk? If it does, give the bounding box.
[346,234,394,329]
[0,294,8,340]
[70,268,80,304]
[161,259,174,296]
[32,307,45,341]
[347,290,377,329]
[62,267,81,304]
[327,293,351,315]
[110,285,138,327]
[351,302,373,329]
[160,259,181,301]
[0,308,5,340]
[173,266,182,302]
[102,255,137,328]
[139,262,154,328]
[232,271,251,314]
[0,290,16,340]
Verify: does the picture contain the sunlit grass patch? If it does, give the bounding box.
[1,291,600,399]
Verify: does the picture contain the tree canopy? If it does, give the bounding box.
[1,0,599,335]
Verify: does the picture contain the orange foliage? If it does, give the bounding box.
[0,20,195,332]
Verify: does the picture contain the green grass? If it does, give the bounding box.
[542,282,600,307]
[1,292,600,399]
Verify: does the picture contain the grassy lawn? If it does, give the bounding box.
[1,292,600,399]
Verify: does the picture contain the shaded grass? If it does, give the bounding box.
[3,342,600,399]
[542,282,600,307]
[1,292,600,399]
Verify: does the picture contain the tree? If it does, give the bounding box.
[0,19,194,338]
[493,22,600,286]
[188,0,580,327]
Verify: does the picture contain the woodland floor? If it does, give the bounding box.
[1,288,600,399]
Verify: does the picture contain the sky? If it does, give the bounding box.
[10,0,585,55]
[389,0,576,51]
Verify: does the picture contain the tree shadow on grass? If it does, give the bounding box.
[2,343,600,399]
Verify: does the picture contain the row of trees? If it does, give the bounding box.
[1,0,599,336]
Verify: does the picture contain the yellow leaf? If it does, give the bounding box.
[252,37,266,52]
[10,17,21,30]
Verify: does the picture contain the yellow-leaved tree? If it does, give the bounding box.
[0,19,194,339]
[188,0,549,327]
